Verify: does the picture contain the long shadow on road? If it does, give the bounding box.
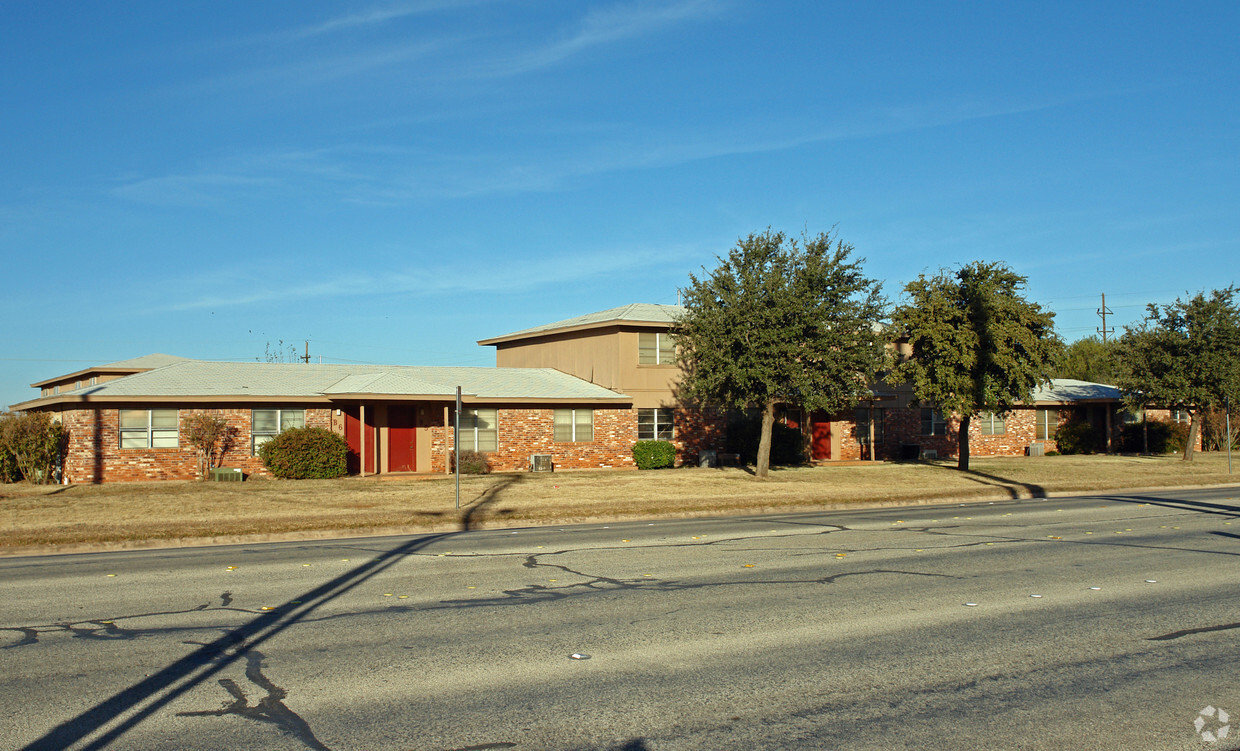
[21,476,522,751]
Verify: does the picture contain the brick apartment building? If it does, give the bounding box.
[12,303,1148,482]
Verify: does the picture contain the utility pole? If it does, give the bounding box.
[302,341,311,364]
[1096,293,1114,343]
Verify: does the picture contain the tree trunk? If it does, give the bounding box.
[1183,412,1200,462]
[957,414,971,471]
[756,400,776,479]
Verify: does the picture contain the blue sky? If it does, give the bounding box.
[3,1,1237,409]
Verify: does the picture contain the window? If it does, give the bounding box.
[638,408,674,440]
[854,407,885,444]
[920,408,946,436]
[458,408,498,452]
[252,409,305,453]
[1171,409,1191,424]
[638,332,676,365]
[978,412,1006,435]
[119,409,179,449]
[1035,408,1059,440]
[554,409,593,442]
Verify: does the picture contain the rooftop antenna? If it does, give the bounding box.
[1096,293,1114,343]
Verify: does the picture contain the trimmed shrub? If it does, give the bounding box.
[451,450,492,475]
[1055,421,1102,455]
[633,440,676,470]
[258,427,348,479]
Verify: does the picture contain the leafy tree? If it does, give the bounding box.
[1114,287,1240,461]
[675,229,887,478]
[891,262,1062,471]
[182,412,237,479]
[0,411,65,484]
[1056,336,1119,384]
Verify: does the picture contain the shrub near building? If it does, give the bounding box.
[258,427,349,479]
[632,440,676,470]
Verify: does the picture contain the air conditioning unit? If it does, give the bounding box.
[208,467,244,482]
[530,454,554,472]
[1027,443,1046,457]
[920,449,938,461]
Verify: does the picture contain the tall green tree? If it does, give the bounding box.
[891,262,1062,471]
[1056,336,1119,384]
[1114,287,1240,461]
[675,229,887,478]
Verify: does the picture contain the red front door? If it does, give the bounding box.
[388,407,417,473]
[811,411,831,460]
[344,407,375,474]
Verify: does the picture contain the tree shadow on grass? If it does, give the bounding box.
[460,473,524,531]
[927,463,1046,500]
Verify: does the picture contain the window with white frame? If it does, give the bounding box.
[252,409,305,454]
[1035,408,1059,440]
[978,411,1006,435]
[920,408,946,436]
[1170,408,1191,424]
[553,409,593,442]
[638,332,676,365]
[119,409,179,449]
[854,407,885,444]
[638,408,674,440]
[458,408,498,452]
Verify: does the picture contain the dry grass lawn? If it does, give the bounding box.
[2,453,1237,553]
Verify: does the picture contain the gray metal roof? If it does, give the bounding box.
[1030,379,1121,403]
[482,303,684,342]
[44,361,629,402]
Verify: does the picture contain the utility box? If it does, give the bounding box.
[1026,443,1046,457]
[530,454,553,472]
[920,449,938,460]
[698,449,718,468]
[208,467,244,482]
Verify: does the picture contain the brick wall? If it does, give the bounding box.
[59,406,332,483]
[826,406,1077,461]
[435,406,727,472]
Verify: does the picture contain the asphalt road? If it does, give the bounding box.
[3,486,1240,750]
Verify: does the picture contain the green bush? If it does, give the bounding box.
[258,427,348,479]
[1055,421,1102,455]
[0,445,17,484]
[0,411,64,484]
[452,449,492,474]
[633,440,676,469]
[725,410,807,466]
[1117,420,1191,454]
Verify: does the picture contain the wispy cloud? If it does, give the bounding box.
[110,93,1075,209]
[244,0,489,44]
[468,0,724,77]
[159,243,704,312]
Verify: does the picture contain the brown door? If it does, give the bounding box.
[388,406,417,473]
[811,411,831,460]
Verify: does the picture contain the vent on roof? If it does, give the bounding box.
[530,454,553,473]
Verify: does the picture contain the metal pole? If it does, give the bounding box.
[1227,396,1232,475]
[455,386,461,509]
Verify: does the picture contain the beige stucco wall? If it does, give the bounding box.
[493,325,683,408]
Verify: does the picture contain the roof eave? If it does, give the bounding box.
[478,318,673,346]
